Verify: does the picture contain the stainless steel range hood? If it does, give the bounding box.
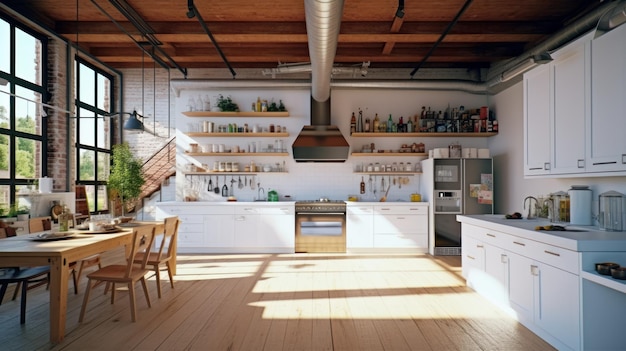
[292,96,349,162]
[292,0,349,162]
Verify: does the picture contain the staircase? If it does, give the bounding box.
[139,136,176,201]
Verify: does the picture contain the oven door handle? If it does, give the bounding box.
[296,212,346,215]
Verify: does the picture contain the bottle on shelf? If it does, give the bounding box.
[360,176,366,194]
[256,97,262,112]
[387,114,393,132]
[357,109,364,132]
[407,118,413,132]
[398,116,404,132]
[364,118,370,132]
[350,112,356,134]
[373,113,380,133]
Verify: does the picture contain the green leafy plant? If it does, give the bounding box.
[7,203,29,217]
[108,143,145,216]
[216,94,239,112]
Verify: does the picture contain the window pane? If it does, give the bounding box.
[97,113,110,148]
[78,107,95,147]
[14,86,42,135]
[97,73,110,112]
[0,185,9,215]
[0,130,7,177]
[79,64,95,105]
[97,151,110,180]
[15,137,40,179]
[78,149,95,181]
[0,19,8,74]
[15,28,41,85]
[0,84,8,128]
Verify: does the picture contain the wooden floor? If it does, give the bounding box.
[0,253,555,351]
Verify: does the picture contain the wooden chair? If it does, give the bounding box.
[0,266,50,324]
[133,217,179,298]
[28,217,51,233]
[79,224,156,323]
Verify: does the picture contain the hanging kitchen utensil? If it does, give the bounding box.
[214,175,220,194]
[250,177,256,190]
[229,177,235,196]
[208,176,213,191]
[221,176,228,197]
[238,176,243,189]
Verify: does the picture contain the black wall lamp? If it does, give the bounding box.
[106,110,145,131]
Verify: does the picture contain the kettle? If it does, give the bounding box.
[267,189,279,202]
[599,191,625,231]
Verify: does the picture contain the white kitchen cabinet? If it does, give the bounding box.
[234,204,294,252]
[346,205,374,249]
[373,205,428,249]
[524,32,590,176]
[524,64,551,176]
[205,214,235,248]
[589,23,626,173]
[460,222,581,350]
[551,36,589,174]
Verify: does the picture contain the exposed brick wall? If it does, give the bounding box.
[46,37,73,192]
[119,67,175,161]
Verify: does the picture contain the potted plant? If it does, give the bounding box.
[216,94,239,112]
[107,142,145,219]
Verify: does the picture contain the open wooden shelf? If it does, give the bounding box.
[185,132,289,137]
[353,172,422,175]
[351,152,428,157]
[185,152,289,156]
[183,111,289,117]
[350,132,497,137]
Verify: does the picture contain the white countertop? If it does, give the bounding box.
[457,214,626,252]
[346,201,428,206]
[156,201,296,206]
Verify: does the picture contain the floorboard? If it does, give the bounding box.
[0,253,556,351]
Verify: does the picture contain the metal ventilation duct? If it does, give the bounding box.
[305,0,345,102]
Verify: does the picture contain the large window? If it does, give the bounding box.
[0,15,46,215]
[75,58,113,213]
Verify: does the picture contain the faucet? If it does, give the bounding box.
[523,196,538,219]
[543,198,555,222]
[257,187,265,201]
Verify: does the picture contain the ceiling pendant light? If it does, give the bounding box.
[123,110,145,131]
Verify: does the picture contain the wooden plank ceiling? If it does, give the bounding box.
[4,0,603,74]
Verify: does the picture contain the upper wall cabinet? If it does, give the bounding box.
[589,23,626,173]
[524,64,552,176]
[524,30,626,178]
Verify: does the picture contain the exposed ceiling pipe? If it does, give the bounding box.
[305,0,345,102]
[486,0,619,85]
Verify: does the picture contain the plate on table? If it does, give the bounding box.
[80,227,122,234]
[32,232,77,241]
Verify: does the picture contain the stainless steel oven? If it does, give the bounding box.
[295,200,346,253]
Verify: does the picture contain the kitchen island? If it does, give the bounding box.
[457,214,626,351]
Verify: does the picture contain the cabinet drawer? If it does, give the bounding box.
[235,205,294,215]
[530,241,579,274]
[501,235,535,257]
[374,205,428,215]
[178,214,205,224]
[347,206,374,215]
[179,221,204,233]
[374,214,427,234]
[158,204,233,215]
[177,232,204,246]
[374,233,427,248]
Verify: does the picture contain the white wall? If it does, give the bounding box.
[490,81,626,221]
[175,85,490,202]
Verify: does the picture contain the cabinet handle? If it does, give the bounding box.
[593,161,617,165]
[544,163,551,170]
[622,154,626,164]
[513,241,526,246]
[486,233,496,237]
[476,244,484,248]
[396,217,405,220]
[380,208,390,211]
[529,167,543,170]
[500,254,508,263]
[577,159,585,168]
[235,216,246,221]
[544,250,560,257]
[530,265,539,276]
[466,255,475,260]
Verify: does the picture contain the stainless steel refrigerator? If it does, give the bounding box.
[421,158,494,255]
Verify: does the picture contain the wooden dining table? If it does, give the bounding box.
[0,220,167,344]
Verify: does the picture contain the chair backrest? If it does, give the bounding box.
[28,217,51,233]
[157,216,180,261]
[125,225,156,277]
